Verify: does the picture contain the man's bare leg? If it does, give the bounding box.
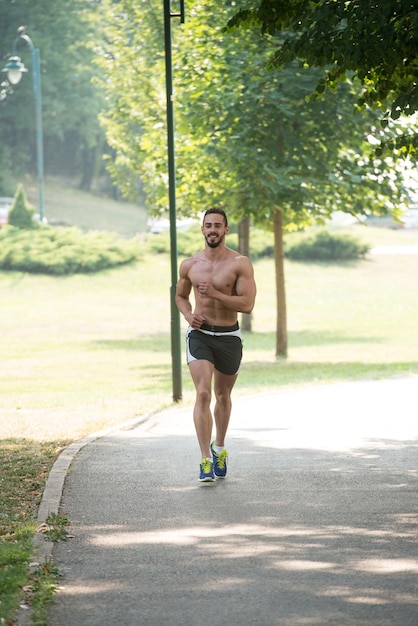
[213,370,238,447]
[189,360,214,459]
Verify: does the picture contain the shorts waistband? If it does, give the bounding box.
[200,322,239,333]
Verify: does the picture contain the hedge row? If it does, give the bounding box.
[0,226,141,275]
[284,230,370,261]
[146,226,369,261]
[0,224,369,276]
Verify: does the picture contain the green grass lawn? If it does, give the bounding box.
[1,226,417,442]
[1,181,418,623]
[25,176,149,237]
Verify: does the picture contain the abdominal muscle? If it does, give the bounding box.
[193,289,237,327]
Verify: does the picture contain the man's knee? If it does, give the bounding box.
[196,387,211,406]
[214,388,231,406]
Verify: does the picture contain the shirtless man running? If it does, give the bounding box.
[175,207,256,482]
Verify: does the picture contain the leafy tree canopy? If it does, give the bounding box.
[97,0,409,227]
[228,0,418,154]
[96,0,413,357]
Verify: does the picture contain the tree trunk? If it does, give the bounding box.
[238,216,252,332]
[274,209,288,357]
[79,145,98,191]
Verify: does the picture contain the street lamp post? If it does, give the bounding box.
[2,27,45,220]
[164,1,185,402]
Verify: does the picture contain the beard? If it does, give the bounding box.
[206,234,224,248]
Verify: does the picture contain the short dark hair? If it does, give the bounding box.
[202,207,228,227]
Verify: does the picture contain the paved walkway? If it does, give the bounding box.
[371,245,418,254]
[44,377,418,626]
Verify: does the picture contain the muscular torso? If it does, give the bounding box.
[183,249,242,326]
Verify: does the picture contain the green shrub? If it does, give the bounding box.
[7,184,37,229]
[145,225,272,258]
[144,225,368,263]
[146,232,173,255]
[249,229,274,259]
[0,226,141,275]
[145,227,203,256]
[284,230,370,261]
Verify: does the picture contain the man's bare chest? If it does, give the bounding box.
[189,260,237,292]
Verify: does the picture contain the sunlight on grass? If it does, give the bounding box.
[1,227,418,442]
[27,178,148,237]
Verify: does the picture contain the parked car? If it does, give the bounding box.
[147,216,199,234]
[402,207,418,229]
[364,207,418,230]
[0,196,46,226]
[0,197,13,227]
[0,208,8,227]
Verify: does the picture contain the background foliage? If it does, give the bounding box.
[96,0,411,228]
[0,0,106,194]
[228,0,418,155]
[1,0,416,217]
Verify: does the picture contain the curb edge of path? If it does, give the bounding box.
[17,413,154,626]
[17,375,418,624]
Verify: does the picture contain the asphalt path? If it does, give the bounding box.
[48,377,418,626]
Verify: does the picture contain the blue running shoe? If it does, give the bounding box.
[199,458,215,482]
[211,442,228,478]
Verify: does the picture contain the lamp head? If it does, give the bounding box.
[2,56,27,85]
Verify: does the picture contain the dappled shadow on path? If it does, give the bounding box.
[50,404,418,626]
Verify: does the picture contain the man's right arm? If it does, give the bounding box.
[175,260,193,322]
[175,259,206,329]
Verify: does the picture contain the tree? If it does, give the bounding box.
[228,0,418,155]
[0,0,106,193]
[94,1,166,205]
[8,184,35,229]
[175,13,410,354]
[97,0,409,356]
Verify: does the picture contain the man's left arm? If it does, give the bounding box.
[197,257,256,314]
